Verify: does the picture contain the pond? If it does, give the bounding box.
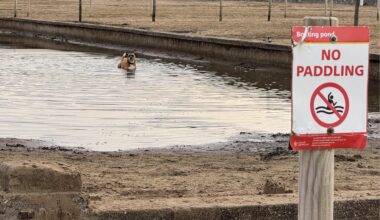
[0,44,378,151]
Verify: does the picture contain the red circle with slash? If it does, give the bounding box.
[310,82,349,128]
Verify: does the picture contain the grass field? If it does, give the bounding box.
[0,0,379,52]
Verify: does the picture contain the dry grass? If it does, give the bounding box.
[0,0,379,53]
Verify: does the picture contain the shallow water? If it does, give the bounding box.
[0,47,293,150]
[0,46,378,151]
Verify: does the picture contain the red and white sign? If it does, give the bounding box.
[290,26,369,150]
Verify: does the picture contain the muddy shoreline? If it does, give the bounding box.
[1,114,379,153]
[0,120,379,219]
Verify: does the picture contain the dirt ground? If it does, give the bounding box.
[0,112,378,217]
[0,0,379,53]
[0,134,379,213]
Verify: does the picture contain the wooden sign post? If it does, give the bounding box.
[291,17,370,220]
[299,148,334,219]
[298,17,337,220]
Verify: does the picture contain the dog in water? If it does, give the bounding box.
[118,52,136,73]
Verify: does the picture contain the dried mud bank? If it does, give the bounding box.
[0,18,379,80]
[0,115,379,219]
[0,138,379,219]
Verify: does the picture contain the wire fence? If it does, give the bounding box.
[0,0,379,50]
[1,0,378,22]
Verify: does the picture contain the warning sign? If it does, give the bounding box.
[290,26,369,150]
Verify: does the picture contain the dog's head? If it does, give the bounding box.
[127,53,136,64]
[122,52,136,64]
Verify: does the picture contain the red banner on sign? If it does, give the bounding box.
[290,133,367,150]
[292,26,369,43]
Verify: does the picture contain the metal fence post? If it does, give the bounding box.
[268,0,272,21]
[377,0,379,21]
[152,0,156,22]
[27,0,31,17]
[90,0,93,17]
[354,0,360,25]
[79,0,82,22]
[219,0,223,21]
[284,0,287,18]
[13,0,17,18]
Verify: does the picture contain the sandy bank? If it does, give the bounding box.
[0,133,379,218]
[0,116,379,219]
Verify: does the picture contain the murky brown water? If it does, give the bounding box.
[0,44,378,151]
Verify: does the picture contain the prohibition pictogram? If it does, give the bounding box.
[310,82,349,128]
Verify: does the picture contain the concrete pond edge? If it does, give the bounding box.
[0,18,378,81]
[92,199,380,220]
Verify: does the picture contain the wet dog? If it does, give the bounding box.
[118,52,136,73]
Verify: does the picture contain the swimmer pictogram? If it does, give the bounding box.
[315,92,344,115]
[310,82,349,128]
